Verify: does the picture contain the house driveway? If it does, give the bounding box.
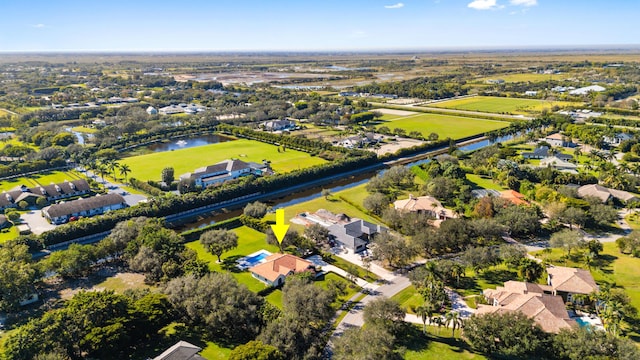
[20,209,55,235]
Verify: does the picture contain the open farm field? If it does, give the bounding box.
[0,170,85,192]
[374,112,508,139]
[120,139,326,181]
[429,96,579,114]
[476,73,573,83]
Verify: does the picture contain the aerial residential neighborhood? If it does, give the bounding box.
[1,1,640,360]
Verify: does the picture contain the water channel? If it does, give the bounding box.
[170,133,519,232]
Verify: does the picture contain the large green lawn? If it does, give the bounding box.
[402,325,487,360]
[476,73,572,83]
[373,113,508,140]
[121,139,326,181]
[186,226,280,293]
[0,170,85,192]
[430,96,578,114]
[465,174,506,191]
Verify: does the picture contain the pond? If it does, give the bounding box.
[144,134,233,152]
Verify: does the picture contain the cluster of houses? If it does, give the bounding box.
[338,91,398,99]
[260,119,297,132]
[0,180,90,211]
[479,266,600,333]
[179,159,271,189]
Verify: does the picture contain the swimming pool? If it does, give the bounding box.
[237,250,272,270]
[574,316,604,331]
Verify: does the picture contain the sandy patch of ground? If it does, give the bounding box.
[375,108,418,116]
[373,138,425,155]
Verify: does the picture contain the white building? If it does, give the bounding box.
[569,85,606,96]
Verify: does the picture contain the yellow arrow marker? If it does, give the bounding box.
[271,209,289,245]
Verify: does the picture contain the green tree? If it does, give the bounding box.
[550,229,584,256]
[228,340,284,360]
[445,311,463,338]
[118,163,131,184]
[199,229,239,262]
[333,325,399,360]
[165,273,262,342]
[363,297,405,335]
[0,243,38,312]
[243,201,269,218]
[464,312,547,358]
[518,258,544,282]
[363,192,390,216]
[161,166,174,185]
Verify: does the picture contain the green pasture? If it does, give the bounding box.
[374,112,508,139]
[121,139,326,181]
[465,174,505,191]
[0,170,85,192]
[71,126,98,134]
[429,96,579,114]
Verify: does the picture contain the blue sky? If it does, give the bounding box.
[1,0,638,52]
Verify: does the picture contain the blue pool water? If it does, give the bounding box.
[575,317,589,327]
[244,252,269,267]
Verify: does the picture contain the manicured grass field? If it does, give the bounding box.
[465,174,505,191]
[430,96,578,114]
[186,226,280,294]
[373,113,509,140]
[403,325,487,360]
[71,126,98,134]
[121,139,326,181]
[533,243,640,313]
[0,170,85,192]
[391,285,423,313]
[0,226,19,244]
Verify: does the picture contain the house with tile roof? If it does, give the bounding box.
[393,195,456,220]
[577,184,639,204]
[546,266,599,303]
[500,190,529,206]
[249,253,316,286]
[544,133,576,148]
[478,280,577,333]
[539,156,578,172]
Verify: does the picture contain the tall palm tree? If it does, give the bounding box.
[96,164,107,184]
[445,311,463,338]
[413,302,436,335]
[450,263,465,287]
[118,163,131,184]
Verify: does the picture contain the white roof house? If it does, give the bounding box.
[569,85,606,96]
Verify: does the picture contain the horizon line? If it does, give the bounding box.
[1,44,640,55]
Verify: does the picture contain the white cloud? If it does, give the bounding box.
[384,3,404,9]
[350,30,367,38]
[32,24,46,28]
[468,0,499,10]
[510,0,537,6]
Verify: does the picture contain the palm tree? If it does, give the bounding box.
[413,302,436,335]
[119,163,131,184]
[96,164,107,184]
[445,311,463,338]
[518,258,544,282]
[450,263,465,287]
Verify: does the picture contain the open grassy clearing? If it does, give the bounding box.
[533,243,640,313]
[0,226,20,244]
[403,325,486,360]
[391,285,423,313]
[430,96,579,114]
[476,73,573,83]
[0,170,85,192]
[374,112,509,139]
[121,139,326,182]
[465,174,505,191]
[71,126,98,134]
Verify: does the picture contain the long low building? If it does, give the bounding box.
[42,193,127,225]
[0,179,90,211]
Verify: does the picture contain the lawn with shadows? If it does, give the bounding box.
[401,324,487,360]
